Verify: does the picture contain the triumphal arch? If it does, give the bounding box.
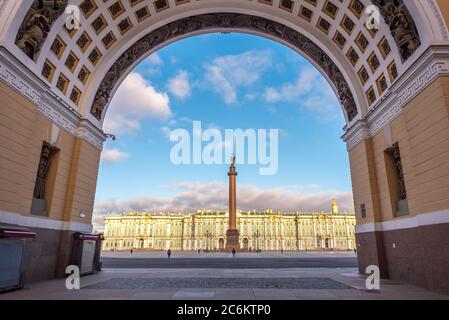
[0,0,448,294]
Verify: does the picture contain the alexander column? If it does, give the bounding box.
[226,155,240,250]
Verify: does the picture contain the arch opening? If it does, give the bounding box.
[91,13,359,124]
[97,32,356,254]
[7,0,430,131]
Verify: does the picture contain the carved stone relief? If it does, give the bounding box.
[33,143,54,200]
[391,143,407,200]
[31,142,56,216]
[372,0,421,61]
[91,13,359,122]
[0,1,7,15]
[15,0,68,60]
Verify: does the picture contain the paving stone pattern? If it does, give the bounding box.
[84,277,352,290]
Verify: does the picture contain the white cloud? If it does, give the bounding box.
[204,65,236,104]
[263,68,341,121]
[264,68,318,103]
[101,149,130,164]
[103,117,141,134]
[203,50,272,104]
[137,53,164,77]
[170,56,178,65]
[244,93,257,101]
[167,70,191,99]
[160,126,172,139]
[93,182,354,229]
[147,53,163,65]
[302,83,338,112]
[104,72,171,135]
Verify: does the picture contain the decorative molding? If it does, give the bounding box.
[341,120,370,151]
[0,210,93,233]
[91,13,358,122]
[343,45,449,151]
[355,209,449,234]
[368,45,449,136]
[428,0,449,40]
[0,46,106,151]
[0,56,42,105]
[38,92,79,135]
[77,119,107,150]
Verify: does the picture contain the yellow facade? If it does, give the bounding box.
[0,81,101,223]
[350,77,449,223]
[103,202,356,252]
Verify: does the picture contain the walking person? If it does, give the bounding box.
[167,249,172,260]
[130,248,134,255]
[232,248,236,258]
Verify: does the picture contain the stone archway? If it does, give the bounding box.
[89,12,358,123]
[4,0,431,129]
[0,0,448,294]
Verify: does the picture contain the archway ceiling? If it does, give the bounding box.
[13,0,422,126]
[91,12,359,122]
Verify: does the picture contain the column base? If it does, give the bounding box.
[225,229,240,250]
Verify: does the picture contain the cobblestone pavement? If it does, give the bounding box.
[101,257,357,269]
[101,252,358,269]
[84,277,352,290]
[1,268,448,300]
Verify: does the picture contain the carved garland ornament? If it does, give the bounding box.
[91,13,359,121]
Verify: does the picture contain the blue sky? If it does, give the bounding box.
[93,33,354,229]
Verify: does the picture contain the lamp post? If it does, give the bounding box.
[204,230,212,251]
[253,230,260,252]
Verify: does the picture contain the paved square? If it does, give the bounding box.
[1,267,447,300]
[84,277,352,290]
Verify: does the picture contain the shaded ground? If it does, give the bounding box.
[84,277,352,289]
[1,268,447,300]
[2,252,446,300]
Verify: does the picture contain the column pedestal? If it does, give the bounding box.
[225,229,240,250]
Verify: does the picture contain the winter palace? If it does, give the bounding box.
[103,200,356,251]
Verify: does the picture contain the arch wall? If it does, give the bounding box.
[0,0,448,293]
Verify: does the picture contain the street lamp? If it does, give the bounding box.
[253,230,260,252]
[105,133,116,141]
[204,230,212,251]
